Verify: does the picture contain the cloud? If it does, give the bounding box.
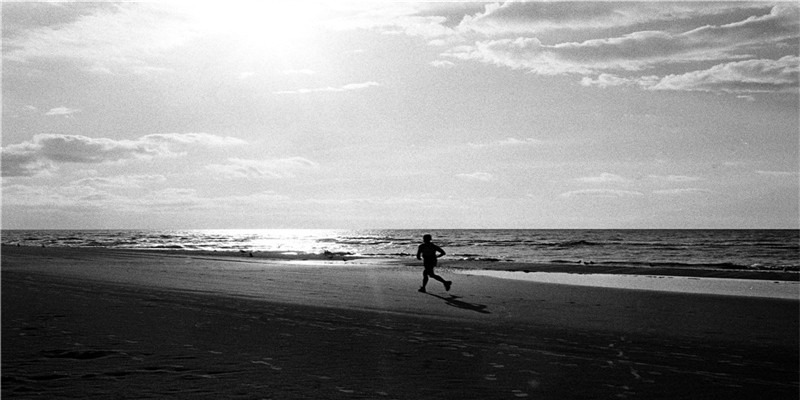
[577,173,628,184]
[2,183,124,211]
[323,2,456,38]
[3,3,197,74]
[10,185,211,213]
[273,81,380,95]
[71,174,167,188]
[457,2,767,36]
[498,137,543,146]
[581,74,640,88]
[441,4,799,94]
[652,188,713,196]
[45,106,82,116]
[141,132,246,147]
[468,137,542,148]
[446,10,796,75]
[581,56,799,93]
[756,170,798,177]
[430,60,455,69]
[456,172,493,182]
[561,189,644,198]
[206,157,319,179]
[133,188,207,211]
[649,175,702,183]
[644,56,799,93]
[1,133,245,177]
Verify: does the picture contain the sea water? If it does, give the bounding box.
[2,229,797,272]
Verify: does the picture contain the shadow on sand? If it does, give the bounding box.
[426,293,490,314]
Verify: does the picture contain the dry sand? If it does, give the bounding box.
[2,246,798,399]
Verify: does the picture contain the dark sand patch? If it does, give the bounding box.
[2,247,798,399]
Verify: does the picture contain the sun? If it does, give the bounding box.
[180,1,325,53]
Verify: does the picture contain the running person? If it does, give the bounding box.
[416,234,452,293]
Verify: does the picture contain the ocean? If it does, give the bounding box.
[2,229,797,272]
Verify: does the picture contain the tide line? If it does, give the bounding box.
[459,270,799,300]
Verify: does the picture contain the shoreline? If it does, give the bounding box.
[5,244,798,282]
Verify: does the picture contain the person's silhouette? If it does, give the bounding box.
[416,234,452,293]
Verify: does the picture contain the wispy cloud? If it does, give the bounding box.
[468,137,542,148]
[457,2,764,35]
[649,175,702,183]
[1,133,245,177]
[2,183,124,211]
[583,56,799,93]
[323,2,456,38]
[577,173,628,184]
[456,172,493,182]
[72,174,167,188]
[45,106,82,116]
[653,188,713,196]
[645,56,799,93]
[273,81,380,95]
[430,60,455,69]
[1,183,285,215]
[206,157,319,179]
[561,189,644,198]
[756,170,798,177]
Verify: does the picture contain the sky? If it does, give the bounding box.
[2,1,798,229]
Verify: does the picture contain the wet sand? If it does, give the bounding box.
[2,246,798,399]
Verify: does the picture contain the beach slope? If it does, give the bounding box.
[3,247,798,399]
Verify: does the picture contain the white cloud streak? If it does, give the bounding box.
[652,188,714,196]
[71,174,167,188]
[206,157,319,179]
[561,189,644,198]
[649,175,702,183]
[577,173,629,184]
[582,56,799,93]
[756,170,798,177]
[468,137,543,148]
[273,81,380,95]
[456,172,493,182]
[430,60,455,69]
[647,56,799,93]
[45,106,82,116]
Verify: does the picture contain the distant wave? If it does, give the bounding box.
[2,229,797,271]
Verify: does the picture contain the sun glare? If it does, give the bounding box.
[182,2,324,53]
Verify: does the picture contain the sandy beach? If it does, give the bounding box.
[3,246,798,399]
